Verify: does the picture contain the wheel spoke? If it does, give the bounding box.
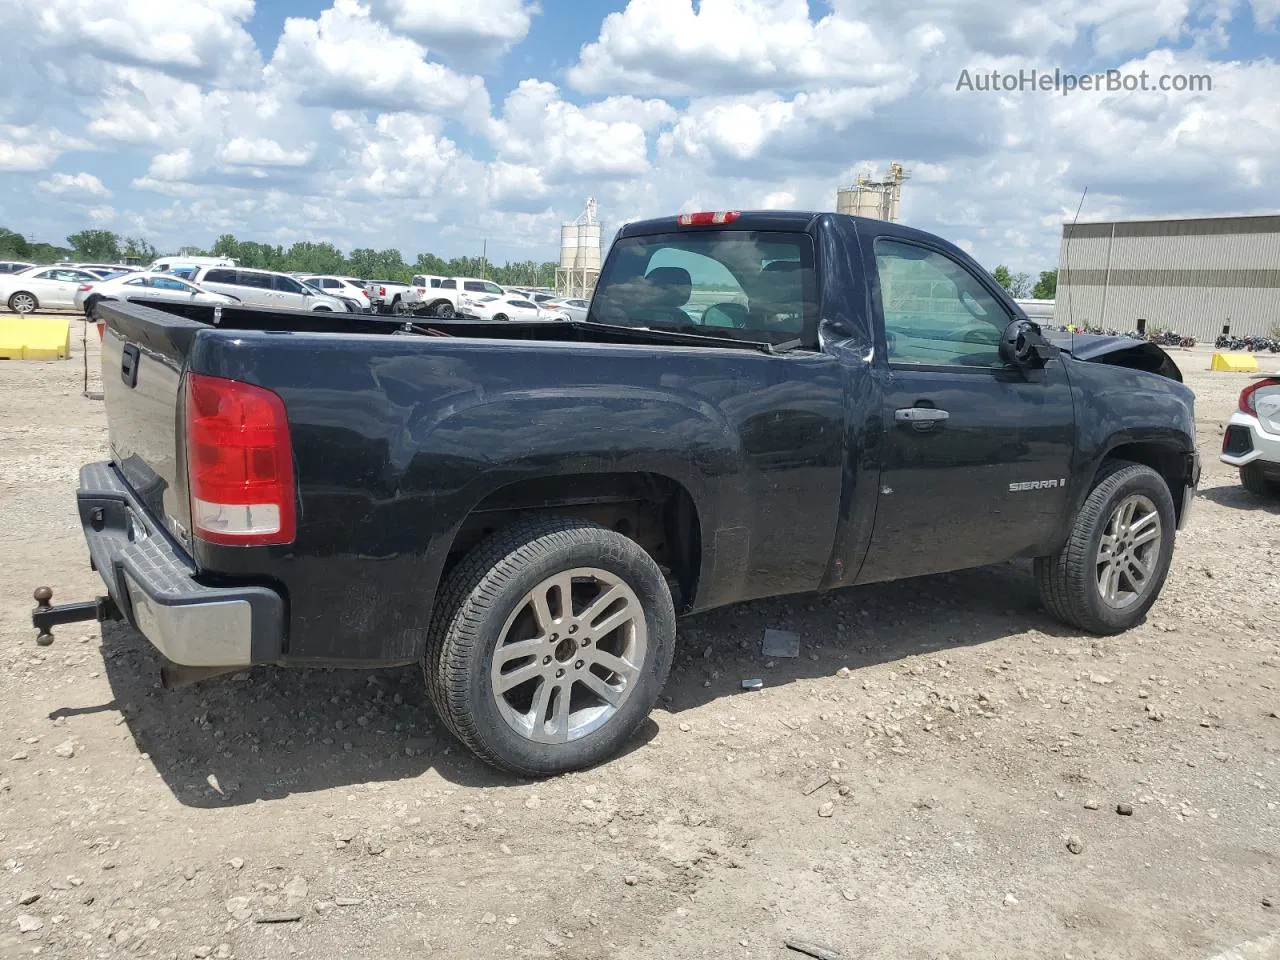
[549,683,571,742]
[528,677,553,728]
[496,659,546,693]
[589,648,638,683]
[494,637,545,666]
[1129,510,1158,537]
[531,571,573,632]
[579,670,623,706]
[1100,562,1120,602]
[1128,553,1153,582]
[580,584,627,630]
[1118,499,1137,531]
[1131,523,1161,548]
[1098,534,1118,560]
[587,604,636,641]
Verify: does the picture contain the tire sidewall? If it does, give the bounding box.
[1077,467,1177,631]
[456,530,675,775]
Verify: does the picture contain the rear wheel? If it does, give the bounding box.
[1035,461,1176,634]
[431,301,454,319]
[493,313,508,322]
[423,517,676,776]
[9,292,37,314]
[1240,462,1280,498]
[394,298,413,316]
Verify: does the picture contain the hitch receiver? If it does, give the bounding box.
[32,586,121,646]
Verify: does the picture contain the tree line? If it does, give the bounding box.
[992,265,1057,300]
[0,226,561,288]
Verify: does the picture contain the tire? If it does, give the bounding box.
[83,295,102,317]
[1035,461,1176,635]
[423,516,677,777]
[493,313,508,322]
[9,292,37,314]
[431,301,454,319]
[312,306,332,312]
[1240,462,1280,498]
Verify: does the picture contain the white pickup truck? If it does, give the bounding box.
[409,275,507,319]
[363,279,420,315]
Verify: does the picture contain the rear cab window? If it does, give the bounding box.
[590,231,818,346]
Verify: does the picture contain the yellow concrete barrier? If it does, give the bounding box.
[1211,352,1260,373]
[0,317,72,360]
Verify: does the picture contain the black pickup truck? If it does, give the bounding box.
[34,211,1199,776]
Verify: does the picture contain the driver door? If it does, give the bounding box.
[856,238,1075,584]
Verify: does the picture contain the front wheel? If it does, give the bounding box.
[9,292,37,314]
[1035,461,1176,634]
[423,517,676,776]
[1240,462,1280,498]
[431,301,454,319]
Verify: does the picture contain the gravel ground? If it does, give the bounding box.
[1,322,1278,960]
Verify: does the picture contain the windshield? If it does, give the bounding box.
[589,230,817,345]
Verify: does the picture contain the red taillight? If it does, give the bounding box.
[1240,379,1279,415]
[184,373,295,546]
[677,211,741,226]
[378,286,386,297]
[78,284,93,292]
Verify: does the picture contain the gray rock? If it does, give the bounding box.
[17,891,40,906]
[623,875,639,886]
[53,740,75,759]
[1067,836,1084,855]
[1116,802,1134,816]
[817,801,835,818]
[1084,800,1100,810]
[283,877,308,902]
[255,912,303,924]
[214,945,233,959]
[225,896,254,921]
[194,948,213,959]
[334,897,363,907]
[15,914,42,933]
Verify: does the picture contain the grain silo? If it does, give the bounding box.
[836,162,909,222]
[556,197,602,299]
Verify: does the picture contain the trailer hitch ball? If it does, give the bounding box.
[34,586,54,646]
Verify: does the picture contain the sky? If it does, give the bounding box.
[0,0,1277,273]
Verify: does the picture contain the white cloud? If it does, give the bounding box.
[1250,0,1280,25]
[0,126,89,172]
[146,148,195,181]
[488,81,656,180]
[366,0,538,63]
[87,205,117,223]
[218,137,314,167]
[0,0,261,83]
[569,0,904,96]
[37,171,111,197]
[266,0,489,121]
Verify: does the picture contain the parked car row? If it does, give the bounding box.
[0,253,593,322]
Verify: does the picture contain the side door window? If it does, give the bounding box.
[273,274,307,307]
[874,240,1009,368]
[235,271,275,304]
[463,281,486,293]
[482,282,504,295]
[440,279,456,289]
[202,268,237,286]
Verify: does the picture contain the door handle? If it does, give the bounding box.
[895,407,949,423]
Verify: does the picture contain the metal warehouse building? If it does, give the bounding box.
[1055,214,1280,340]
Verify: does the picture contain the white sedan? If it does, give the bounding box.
[0,266,101,313]
[1221,372,1280,498]
[459,294,566,322]
[75,272,240,316]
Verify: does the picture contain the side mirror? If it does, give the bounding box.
[999,319,1054,369]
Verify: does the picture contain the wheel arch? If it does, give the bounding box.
[439,471,704,615]
[1095,440,1192,525]
[8,290,38,311]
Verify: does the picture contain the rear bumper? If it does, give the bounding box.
[78,462,284,667]
[1220,411,1280,468]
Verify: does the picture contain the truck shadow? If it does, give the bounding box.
[87,561,1077,807]
[1198,484,1280,513]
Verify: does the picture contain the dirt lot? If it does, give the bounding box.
[1,321,1278,960]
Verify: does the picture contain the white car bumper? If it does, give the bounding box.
[1220,410,1280,467]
